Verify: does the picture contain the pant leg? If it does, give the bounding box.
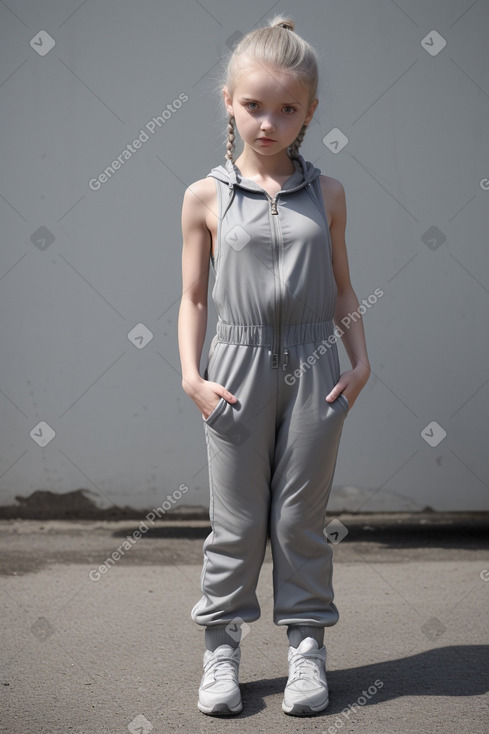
[191,344,276,627]
[269,345,349,627]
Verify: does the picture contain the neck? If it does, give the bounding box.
[233,148,297,179]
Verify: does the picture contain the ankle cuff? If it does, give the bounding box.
[205,623,241,651]
[287,625,324,648]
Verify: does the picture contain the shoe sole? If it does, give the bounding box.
[198,701,243,716]
[282,697,329,716]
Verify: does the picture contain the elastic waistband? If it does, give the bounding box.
[216,320,336,347]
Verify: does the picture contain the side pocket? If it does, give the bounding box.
[337,393,349,415]
[202,396,227,427]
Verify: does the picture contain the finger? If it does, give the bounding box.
[220,387,237,403]
[325,385,343,402]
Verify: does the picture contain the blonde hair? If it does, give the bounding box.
[222,14,319,162]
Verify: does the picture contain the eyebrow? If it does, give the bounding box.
[239,96,302,106]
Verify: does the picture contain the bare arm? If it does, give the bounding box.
[178,182,211,387]
[178,181,237,419]
[321,176,371,410]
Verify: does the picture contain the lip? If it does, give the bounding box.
[257,137,277,142]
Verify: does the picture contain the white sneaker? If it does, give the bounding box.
[197,644,242,716]
[282,637,329,716]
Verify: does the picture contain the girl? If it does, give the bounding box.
[178,15,370,717]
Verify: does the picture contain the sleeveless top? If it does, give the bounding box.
[206,154,338,367]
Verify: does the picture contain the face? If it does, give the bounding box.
[223,63,318,157]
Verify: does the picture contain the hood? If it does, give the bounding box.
[207,153,321,194]
[207,154,321,220]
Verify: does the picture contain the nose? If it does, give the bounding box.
[260,116,275,132]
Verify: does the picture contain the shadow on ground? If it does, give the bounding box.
[110,519,489,551]
[225,645,489,718]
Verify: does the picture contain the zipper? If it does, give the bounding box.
[253,169,314,369]
[266,193,284,369]
[282,348,289,371]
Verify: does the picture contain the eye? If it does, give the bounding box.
[245,102,259,111]
[283,106,296,114]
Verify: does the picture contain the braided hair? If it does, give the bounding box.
[223,15,318,163]
[225,115,236,162]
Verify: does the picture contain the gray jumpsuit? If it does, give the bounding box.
[191,154,349,631]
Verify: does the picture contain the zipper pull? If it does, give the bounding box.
[270,352,279,368]
[269,197,278,215]
[282,349,289,371]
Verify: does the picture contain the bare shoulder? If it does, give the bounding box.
[182,177,217,236]
[186,176,215,198]
[319,174,344,192]
[318,175,346,228]
[319,175,346,206]
[183,177,215,208]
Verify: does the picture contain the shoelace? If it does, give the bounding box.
[205,655,239,682]
[288,652,322,683]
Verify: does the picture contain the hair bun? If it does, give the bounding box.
[271,17,295,32]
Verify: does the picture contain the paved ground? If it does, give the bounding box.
[1,513,488,733]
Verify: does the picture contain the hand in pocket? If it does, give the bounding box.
[182,376,237,420]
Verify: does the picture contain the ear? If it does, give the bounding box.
[303,97,319,126]
[222,86,234,117]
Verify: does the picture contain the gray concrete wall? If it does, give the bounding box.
[1,0,488,515]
